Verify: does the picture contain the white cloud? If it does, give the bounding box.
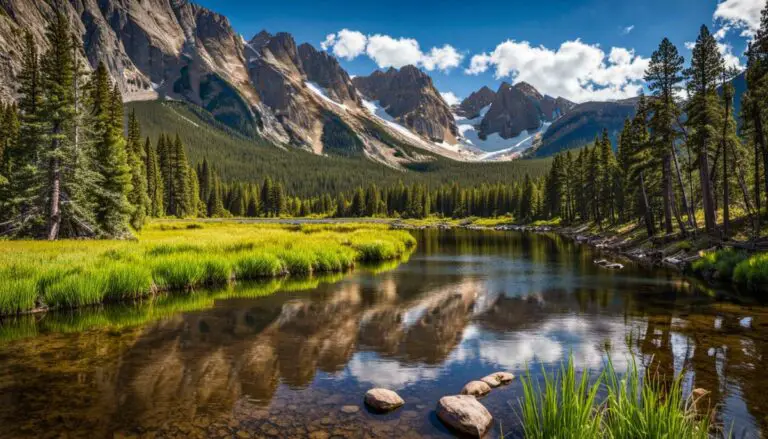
[422,45,464,71]
[465,39,650,102]
[684,41,696,50]
[714,0,764,37]
[365,34,423,69]
[718,41,745,69]
[622,25,635,35]
[321,29,367,61]
[321,30,463,72]
[440,91,461,106]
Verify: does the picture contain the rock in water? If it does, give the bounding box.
[364,388,404,412]
[461,381,491,397]
[436,395,493,437]
[480,371,514,387]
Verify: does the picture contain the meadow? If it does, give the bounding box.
[0,221,416,315]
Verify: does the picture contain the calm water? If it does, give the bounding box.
[0,230,766,438]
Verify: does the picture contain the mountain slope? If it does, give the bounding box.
[353,66,459,145]
[533,98,639,157]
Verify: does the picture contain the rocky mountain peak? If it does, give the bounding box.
[456,86,496,119]
[514,82,543,100]
[353,65,459,144]
[297,43,360,106]
[479,82,541,139]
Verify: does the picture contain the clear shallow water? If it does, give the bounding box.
[0,230,766,438]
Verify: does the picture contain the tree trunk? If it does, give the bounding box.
[670,143,693,228]
[662,154,674,234]
[755,140,762,236]
[640,171,655,237]
[723,139,730,238]
[47,136,61,241]
[700,141,717,233]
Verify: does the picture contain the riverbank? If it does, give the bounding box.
[0,221,416,316]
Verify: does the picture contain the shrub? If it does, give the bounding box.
[734,253,768,292]
[691,248,748,280]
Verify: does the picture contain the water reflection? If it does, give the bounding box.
[0,230,766,438]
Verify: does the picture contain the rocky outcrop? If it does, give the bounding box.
[353,65,459,144]
[456,86,496,119]
[298,43,359,106]
[479,82,575,140]
[436,395,493,437]
[364,388,405,412]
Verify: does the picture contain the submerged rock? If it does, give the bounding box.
[364,388,405,412]
[436,395,493,437]
[480,372,514,387]
[460,381,491,397]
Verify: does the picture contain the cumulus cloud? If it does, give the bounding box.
[321,29,367,61]
[714,0,764,37]
[320,30,463,72]
[440,91,461,106]
[465,39,650,102]
[622,25,635,35]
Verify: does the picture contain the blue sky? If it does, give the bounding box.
[196,0,763,103]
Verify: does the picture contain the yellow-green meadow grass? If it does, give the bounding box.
[0,221,416,315]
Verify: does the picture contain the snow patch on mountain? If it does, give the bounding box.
[362,99,422,142]
[306,81,348,110]
[452,104,550,159]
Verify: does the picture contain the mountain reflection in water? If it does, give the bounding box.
[0,229,766,438]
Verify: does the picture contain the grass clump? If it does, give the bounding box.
[44,271,108,308]
[278,250,315,275]
[201,256,233,285]
[733,253,768,292]
[151,256,206,290]
[520,356,603,438]
[104,264,153,301]
[0,279,38,315]
[691,248,748,280]
[519,354,719,439]
[234,252,284,279]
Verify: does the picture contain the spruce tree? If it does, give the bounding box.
[172,134,189,217]
[126,110,148,229]
[144,137,164,217]
[685,25,723,234]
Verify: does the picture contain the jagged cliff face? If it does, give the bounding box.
[478,82,575,140]
[455,86,496,119]
[353,66,459,144]
[0,0,470,163]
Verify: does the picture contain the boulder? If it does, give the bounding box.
[436,395,493,437]
[480,372,515,387]
[460,381,491,397]
[364,388,404,412]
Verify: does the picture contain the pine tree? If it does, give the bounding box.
[126,110,149,229]
[685,25,723,234]
[144,137,164,217]
[646,38,688,233]
[91,63,132,236]
[172,134,189,217]
[261,177,273,217]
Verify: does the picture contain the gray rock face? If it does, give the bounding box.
[436,395,493,437]
[364,388,404,412]
[353,65,458,144]
[298,43,359,106]
[460,381,491,397]
[456,86,496,119]
[479,82,575,140]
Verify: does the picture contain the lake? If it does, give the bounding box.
[0,229,765,438]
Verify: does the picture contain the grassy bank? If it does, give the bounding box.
[0,221,416,315]
[520,355,721,438]
[692,249,768,291]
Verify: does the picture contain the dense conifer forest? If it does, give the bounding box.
[3,6,768,239]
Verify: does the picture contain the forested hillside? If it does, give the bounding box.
[126,100,552,198]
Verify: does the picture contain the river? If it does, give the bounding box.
[0,229,764,438]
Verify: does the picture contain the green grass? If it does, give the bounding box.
[691,248,749,280]
[733,253,768,292]
[518,354,719,439]
[0,221,416,314]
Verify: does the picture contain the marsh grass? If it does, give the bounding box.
[691,248,748,280]
[519,355,719,439]
[0,222,415,314]
[733,253,768,292]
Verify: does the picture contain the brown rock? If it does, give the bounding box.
[481,371,514,387]
[364,388,405,412]
[460,380,492,397]
[436,395,493,437]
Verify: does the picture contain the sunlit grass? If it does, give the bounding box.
[733,253,768,292]
[518,354,720,439]
[0,221,416,314]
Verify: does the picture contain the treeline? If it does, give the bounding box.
[540,9,768,239]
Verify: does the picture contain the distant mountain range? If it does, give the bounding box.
[0,0,739,165]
